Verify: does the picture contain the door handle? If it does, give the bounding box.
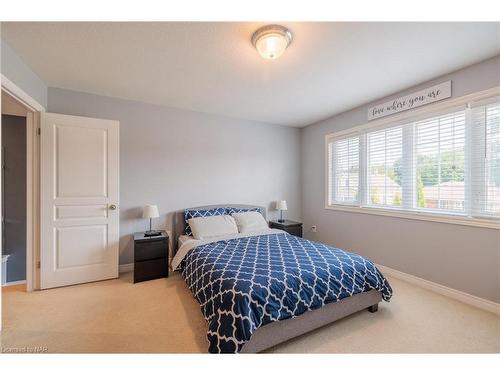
[109,204,117,210]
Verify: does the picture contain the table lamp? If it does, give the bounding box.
[276,200,288,223]
[143,204,161,237]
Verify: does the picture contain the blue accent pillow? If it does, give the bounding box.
[184,207,227,236]
[226,207,261,215]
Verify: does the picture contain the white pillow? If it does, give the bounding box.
[231,211,268,233]
[187,215,238,240]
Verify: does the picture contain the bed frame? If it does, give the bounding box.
[173,204,382,353]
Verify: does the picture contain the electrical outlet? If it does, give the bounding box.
[311,225,317,233]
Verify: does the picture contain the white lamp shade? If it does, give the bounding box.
[142,205,159,219]
[276,200,288,210]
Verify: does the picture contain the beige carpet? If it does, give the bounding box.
[1,272,499,353]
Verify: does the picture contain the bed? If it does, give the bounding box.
[172,204,392,353]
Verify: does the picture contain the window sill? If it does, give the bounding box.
[324,205,499,229]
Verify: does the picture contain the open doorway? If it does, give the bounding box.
[1,113,26,287]
[1,90,37,292]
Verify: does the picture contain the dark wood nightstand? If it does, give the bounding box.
[133,231,169,283]
[269,220,303,237]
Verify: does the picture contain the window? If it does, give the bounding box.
[367,126,403,207]
[326,94,500,226]
[328,136,359,204]
[485,104,500,214]
[471,102,500,216]
[414,111,465,212]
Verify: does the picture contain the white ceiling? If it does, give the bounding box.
[2,22,500,127]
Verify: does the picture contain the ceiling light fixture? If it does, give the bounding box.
[252,24,293,60]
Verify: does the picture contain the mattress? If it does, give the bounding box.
[177,234,193,248]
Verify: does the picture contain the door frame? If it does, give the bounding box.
[1,74,44,293]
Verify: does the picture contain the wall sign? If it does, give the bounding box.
[368,81,452,121]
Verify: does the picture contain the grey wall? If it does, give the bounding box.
[1,114,27,283]
[1,40,47,108]
[301,55,500,303]
[47,88,302,265]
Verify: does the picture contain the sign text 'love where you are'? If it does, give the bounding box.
[368,81,452,121]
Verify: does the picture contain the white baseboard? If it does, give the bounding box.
[119,263,134,273]
[376,264,500,316]
[2,279,27,287]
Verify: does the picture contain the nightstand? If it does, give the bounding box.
[269,220,303,237]
[133,231,169,283]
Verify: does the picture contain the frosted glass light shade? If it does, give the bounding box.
[255,33,288,60]
[142,204,159,219]
[276,200,288,210]
[252,25,293,60]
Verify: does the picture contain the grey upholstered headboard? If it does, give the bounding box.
[172,204,267,254]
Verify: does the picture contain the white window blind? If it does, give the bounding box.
[414,111,465,212]
[367,126,403,207]
[328,136,359,205]
[471,102,500,216]
[326,95,500,224]
[485,104,500,214]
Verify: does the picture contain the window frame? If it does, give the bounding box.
[324,86,500,229]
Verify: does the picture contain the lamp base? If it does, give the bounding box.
[277,219,285,223]
[144,230,162,237]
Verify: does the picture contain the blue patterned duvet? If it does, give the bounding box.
[182,232,392,353]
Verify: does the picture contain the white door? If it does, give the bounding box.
[40,113,119,289]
